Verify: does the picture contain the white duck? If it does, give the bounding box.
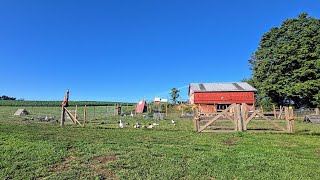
[119,120,124,128]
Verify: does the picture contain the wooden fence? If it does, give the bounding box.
[193,103,295,133]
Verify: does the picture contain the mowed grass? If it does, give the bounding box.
[1,108,320,179]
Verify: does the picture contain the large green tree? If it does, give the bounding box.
[249,13,320,108]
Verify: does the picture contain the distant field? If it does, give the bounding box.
[1,106,320,179]
[0,105,136,122]
[0,100,134,107]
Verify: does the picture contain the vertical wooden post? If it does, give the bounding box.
[60,89,69,127]
[165,104,168,117]
[75,105,78,120]
[273,104,276,119]
[315,108,319,115]
[260,106,264,114]
[284,106,288,126]
[289,106,294,133]
[241,103,247,131]
[232,104,237,131]
[83,105,87,126]
[60,107,65,127]
[181,105,184,115]
[236,104,243,132]
[278,106,283,119]
[193,108,199,132]
[193,118,198,132]
[284,107,291,133]
[289,106,294,119]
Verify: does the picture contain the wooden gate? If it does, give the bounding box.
[241,103,294,133]
[194,104,240,133]
[194,103,294,133]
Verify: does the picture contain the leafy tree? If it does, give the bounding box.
[170,88,180,104]
[249,13,320,108]
[0,95,16,100]
[242,78,273,110]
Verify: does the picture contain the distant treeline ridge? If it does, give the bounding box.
[0,96,16,100]
[0,100,134,107]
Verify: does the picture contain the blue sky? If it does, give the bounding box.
[0,0,319,102]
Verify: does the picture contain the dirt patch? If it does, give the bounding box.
[223,137,238,146]
[91,155,117,164]
[89,155,118,179]
[50,155,77,172]
[50,153,118,179]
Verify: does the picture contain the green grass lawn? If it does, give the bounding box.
[1,108,320,179]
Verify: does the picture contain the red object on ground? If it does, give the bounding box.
[136,100,147,113]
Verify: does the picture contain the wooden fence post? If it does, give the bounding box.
[193,108,199,132]
[83,105,87,127]
[241,103,247,131]
[233,104,238,131]
[236,104,243,132]
[75,105,78,120]
[193,118,199,132]
[273,104,276,119]
[166,104,168,117]
[284,107,289,132]
[315,108,319,115]
[289,106,294,133]
[284,107,294,133]
[278,106,283,119]
[60,107,65,127]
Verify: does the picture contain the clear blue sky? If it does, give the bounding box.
[0,0,319,102]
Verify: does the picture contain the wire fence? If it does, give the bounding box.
[0,105,192,122]
[0,105,134,122]
[1,105,318,124]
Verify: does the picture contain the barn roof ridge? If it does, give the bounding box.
[189,82,257,92]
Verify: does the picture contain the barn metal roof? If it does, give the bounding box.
[189,82,257,92]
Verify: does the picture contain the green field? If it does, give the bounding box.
[1,106,320,179]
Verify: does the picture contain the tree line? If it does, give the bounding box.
[0,95,16,100]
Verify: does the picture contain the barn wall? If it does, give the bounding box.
[194,91,255,104]
[189,93,195,104]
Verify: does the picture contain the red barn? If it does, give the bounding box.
[189,82,256,111]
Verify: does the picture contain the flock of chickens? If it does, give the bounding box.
[118,119,176,129]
